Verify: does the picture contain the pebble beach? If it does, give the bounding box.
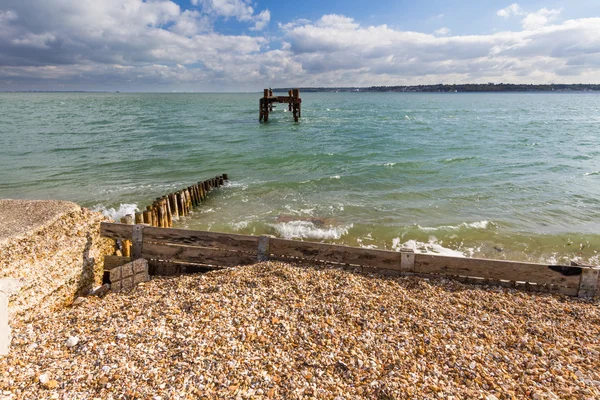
[2,262,599,399]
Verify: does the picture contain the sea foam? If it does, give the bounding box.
[272,220,352,240]
[92,203,138,221]
[416,220,494,232]
[392,237,467,258]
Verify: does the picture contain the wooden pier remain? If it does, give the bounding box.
[259,88,301,123]
[101,223,600,298]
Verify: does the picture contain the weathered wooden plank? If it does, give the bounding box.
[142,242,256,267]
[148,259,222,276]
[451,276,578,296]
[269,238,401,270]
[414,254,581,287]
[142,226,258,252]
[104,255,132,270]
[101,222,133,241]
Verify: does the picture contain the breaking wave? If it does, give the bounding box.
[92,203,138,221]
[272,220,352,240]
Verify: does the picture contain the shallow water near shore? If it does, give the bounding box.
[1,91,599,264]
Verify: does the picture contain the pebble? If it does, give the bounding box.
[72,297,86,306]
[38,373,49,385]
[1,262,599,399]
[65,336,79,348]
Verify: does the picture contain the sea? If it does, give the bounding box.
[1,91,599,265]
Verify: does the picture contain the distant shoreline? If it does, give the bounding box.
[3,83,600,93]
[273,83,600,93]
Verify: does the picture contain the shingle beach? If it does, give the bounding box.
[2,262,599,399]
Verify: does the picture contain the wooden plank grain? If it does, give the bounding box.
[142,226,258,253]
[414,254,581,287]
[269,238,401,270]
[101,222,133,241]
[141,242,256,267]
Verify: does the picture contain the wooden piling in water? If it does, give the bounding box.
[143,210,151,225]
[169,193,179,219]
[129,174,227,231]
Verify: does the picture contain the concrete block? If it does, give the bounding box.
[109,259,149,292]
[132,259,147,274]
[122,263,134,278]
[0,278,23,356]
[109,266,121,282]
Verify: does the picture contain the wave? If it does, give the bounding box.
[271,220,352,240]
[416,220,495,232]
[92,203,138,221]
[392,237,467,258]
[583,171,599,176]
[441,156,476,164]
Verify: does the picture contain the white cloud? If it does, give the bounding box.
[497,3,524,18]
[522,7,562,30]
[200,0,254,21]
[434,27,450,36]
[251,9,270,31]
[1,3,600,90]
[0,9,18,22]
[198,0,270,30]
[497,3,563,31]
[170,10,211,36]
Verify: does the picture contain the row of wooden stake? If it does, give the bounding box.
[119,174,228,256]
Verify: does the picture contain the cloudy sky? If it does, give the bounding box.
[1,0,600,91]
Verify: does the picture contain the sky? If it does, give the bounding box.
[1,0,600,91]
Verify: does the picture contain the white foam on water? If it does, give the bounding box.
[357,236,378,249]
[222,181,249,189]
[271,221,352,240]
[330,175,341,179]
[584,171,599,176]
[231,220,250,230]
[92,203,138,221]
[392,237,467,258]
[283,205,316,216]
[383,162,396,167]
[417,220,494,232]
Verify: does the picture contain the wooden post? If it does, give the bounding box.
[263,89,269,122]
[131,224,144,260]
[134,212,143,224]
[292,88,300,122]
[269,89,273,111]
[176,192,184,216]
[184,189,191,213]
[578,267,600,298]
[143,210,152,225]
[400,248,415,274]
[223,173,228,181]
[197,183,205,201]
[288,90,293,111]
[119,215,134,257]
[169,194,179,220]
[188,186,195,207]
[152,205,159,227]
[258,235,274,262]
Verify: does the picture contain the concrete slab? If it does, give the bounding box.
[0,199,80,244]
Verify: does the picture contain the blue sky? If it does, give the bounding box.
[1,0,600,91]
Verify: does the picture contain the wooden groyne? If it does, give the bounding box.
[101,223,600,298]
[259,88,301,122]
[118,174,228,257]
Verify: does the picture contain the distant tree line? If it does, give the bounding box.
[273,84,600,93]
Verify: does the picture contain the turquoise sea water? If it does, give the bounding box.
[1,92,599,264]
